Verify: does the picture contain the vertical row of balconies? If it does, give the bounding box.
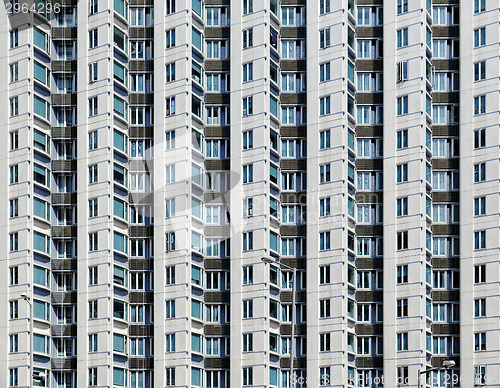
[429,0,461,375]
[276,3,308,379]
[127,3,155,380]
[203,5,231,383]
[48,3,78,384]
[353,1,385,383]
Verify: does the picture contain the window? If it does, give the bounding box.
[474,264,486,284]
[475,298,486,318]
[474,61,486,81]
[88,368,97,386]
[243,28,253,48]
[89,62,98,83]
[474,231,486,250]
[88,266,98,286]
[397,61,408,82]
[165,62,176,82]
[88,131,98,151]
[165,28,176,49]
[474,128,486,148]
[242,265,253,285]
[319,333,331,352]
[357,73,370,91]
[88,28,98,49]
[129,7,145,25]
[164,333,176,352]
[10,62,18,83]
[88,164,98,184]
[319,265,331,285]
[319,96,331,116]
[397,265,408,284]
[9,232,19,252]
[34,265,50,288]
[166,0,175,14]
[474,197,486,216]
[35,300,50,321]
[243,299,253,318]
[396,129,409,149]
[164,299,175,319]
[89,232,98,252]
[320,367,331,386]
[397,164,408,183]
[166,266,176,285]
[397,28,408,48]
[357,7,370,25]
[9,266,19,286]
[9,368,18,387]
[88,299,98,319]
[243,164,253,183]
[474,27,486,47]
[475,366,486,385]
[10,334,19,353]
[397,197,408,216]
[88,96,98,117]
[33,231,50,254]
[320,62,331,82]
[240,131,254,153]
[242,333,253,352]
[243,367,253,386]
[397,96,408,115]
[397,367,408,385]
[475,332,486,351]
[9,97,18,117]
[89,0,98,14]
[165,164,175,183]
[397,231,408,250]
[165,368,176,386]
[474,95,486,115]
[397,298,408,317]
[320,197,330,217]
[165,96,175,116]
[397,0,408,14]
[10,29,18,48]
[320,231,331,251]
[241,63,254,84]
[243,96,253,116]
[318,131,332,152]
[166,232,176,251]
[474,0,485,13]
[9,165,18,185]
[113,95,128,119]
[243,0,252,14]
[9,131,19,151]
[243,231,253,251]
[320,28,331,48]
[34,163,50,188]
[320,163,331,183]
[34,61,50,89]
[397,332,408,351]
[320,0,330,14]
[9,198,18,218]
[474,163,486,182]
[357,40,370,58]
[10,300,19,319]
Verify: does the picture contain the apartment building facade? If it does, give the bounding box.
[1,0,499,387]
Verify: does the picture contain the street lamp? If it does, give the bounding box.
[262,257,297,388]
[21,294,33,388]
[418,360,456,388]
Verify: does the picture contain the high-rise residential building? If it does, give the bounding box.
[1,0,499,386]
